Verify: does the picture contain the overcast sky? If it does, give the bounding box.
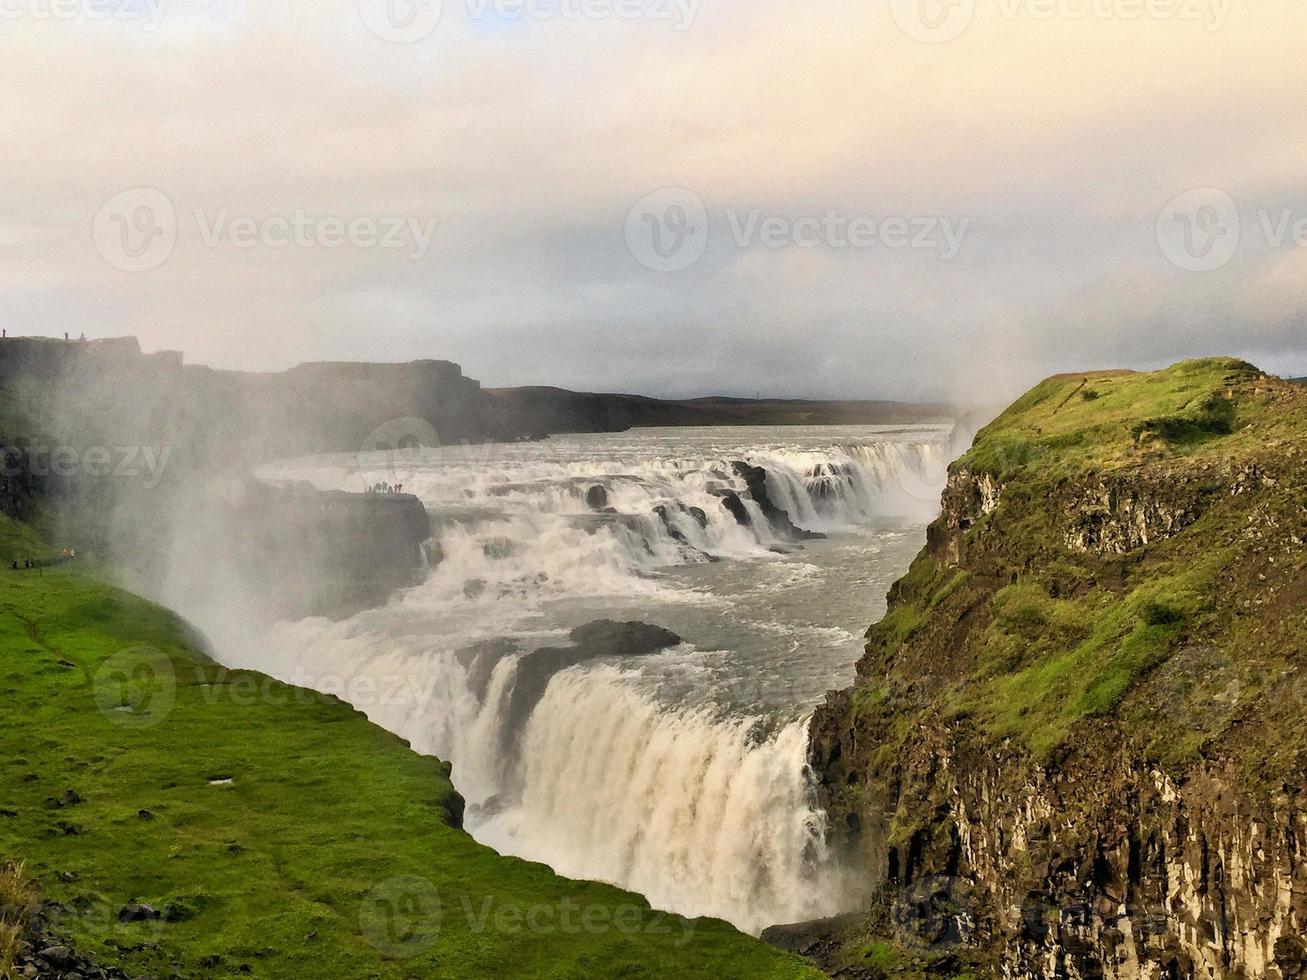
[2,0,1305,401]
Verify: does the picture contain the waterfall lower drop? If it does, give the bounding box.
[473,669,850,934]
[247,425,954,934]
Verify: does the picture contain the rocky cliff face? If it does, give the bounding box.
[0,336,523,461]
[220,481,433,620]
[0,337,507,613]
[779,360,1307,979]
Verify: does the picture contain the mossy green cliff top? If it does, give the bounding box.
[864,357,1306,766]
[796,358,1307,978]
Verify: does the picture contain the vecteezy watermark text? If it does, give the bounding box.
[1157,188,1307,272]
[625,188,970,272]
[889,0,1232,44]
[357,0,699,43]
[464,0,698,29]
[92,657,454,729]
[726,209,970,257]
[193,210,439,258]
[0,0,168,30]
[92,187,440,273]
[360,875,695,957]
[2,443,171,488]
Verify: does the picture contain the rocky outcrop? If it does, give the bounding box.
[727,461,825,542]
[805,717,1307,979]
[1060,470,1235,556]
[789,362,1307,979]
[928,467,1002,567]
[505,621,682,736]
[586,485,610,512]
[0,336,523,458]
[0,858,133,980]
[716,489,753,527]
[6,934,132,980]
[220,480,432,620]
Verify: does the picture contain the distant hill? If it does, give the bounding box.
[0,336,955,452]
[486,386,954,437]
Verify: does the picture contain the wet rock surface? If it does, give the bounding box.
[731,461,825,542]
[505,621,683,737]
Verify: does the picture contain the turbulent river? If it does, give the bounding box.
[235,424,955,934]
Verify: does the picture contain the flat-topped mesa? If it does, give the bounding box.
[0,336,530,464]
[781,359,1307,979]
[191,358,497,463]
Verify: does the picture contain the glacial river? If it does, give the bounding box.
[240,424,954,933]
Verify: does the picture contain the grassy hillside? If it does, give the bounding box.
[854,357,1306,767]
[0,518,819,979]
[797,358,1307,977]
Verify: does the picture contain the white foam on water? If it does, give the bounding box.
[472,666,861,934]
[227,425,954,933]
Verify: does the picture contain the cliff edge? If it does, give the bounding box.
[778,359,1307,979]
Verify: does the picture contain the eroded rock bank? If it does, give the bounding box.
[776,360,1307,979]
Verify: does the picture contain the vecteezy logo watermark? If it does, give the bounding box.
[890,0,1232,43]
[889,0,976,43]
[357,0,444,43]
[625,188,710,273]
[93,188,441,271]
[359,417,440,488]
[92,188,177,273]
[625,189,971,272]
[0,0,169,30]
[91,646,177,729]
[359,877,696,958]
[1158,188,1307,272]
[1157,188,1240,271]
[360,876,443,956]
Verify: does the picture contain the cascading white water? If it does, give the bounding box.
[473,668,853,934]
[237,424,954,933]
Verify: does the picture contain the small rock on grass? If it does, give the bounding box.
[117,902,161,923]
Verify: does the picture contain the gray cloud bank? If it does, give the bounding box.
[1,0,1304,403]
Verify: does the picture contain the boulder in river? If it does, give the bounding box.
[505,621,682,737]
[731,461,825,542]
[714,489,752,527]
[585,485,609,512]
[456,637,522,702]
[653,504,690,544]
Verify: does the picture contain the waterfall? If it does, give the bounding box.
[267,434,952,602]
[472,667,858,934]
[234,426,951,933]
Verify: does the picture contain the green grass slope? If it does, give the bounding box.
[0,527,819,979]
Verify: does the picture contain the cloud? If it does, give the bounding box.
[0,0,1304,401]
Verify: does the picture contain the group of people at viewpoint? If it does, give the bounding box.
[10,547,76,572]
